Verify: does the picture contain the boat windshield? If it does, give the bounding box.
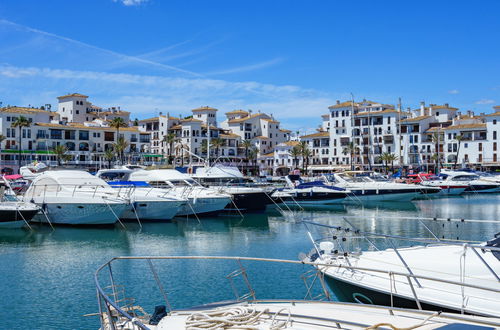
[421,175,441,181]
[169,179,197,187]
[197,177,244,185]
[337,173,371,183]
[451,175,479,181]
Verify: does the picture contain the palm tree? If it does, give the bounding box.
[210,137,225,158]
[301,146,312,175]
[52,145,69,166]
[342,141,359,170]
[247,146,259,175]
[380,152,398,173]
[386,153,398,173]
[162,132,176,164]
[454,134,463,168]
[11,116,31,172]
[114,136,129,165]
[290,145,301,169]
[109,117,128,142]
[241,139,253,160]
[431,132,441,172]
[104,149,115,169]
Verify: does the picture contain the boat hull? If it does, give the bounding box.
[175,197,231,216]
[120,200,185,221]
[324,273,463,314]
[225,191,271,212]
[347,190,421,202]
[31,203,126,225]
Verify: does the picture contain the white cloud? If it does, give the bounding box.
[114,0,148,6]
[205,58,284,76]
[475,99,495,105]
[448,89,459,94]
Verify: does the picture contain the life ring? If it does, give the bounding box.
[352,292,374,305]
[187,167,193,174]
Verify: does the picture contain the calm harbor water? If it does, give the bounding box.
[1,194,499,329]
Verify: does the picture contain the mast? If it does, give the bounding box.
[206,115,211,167]
[398,97,402,167]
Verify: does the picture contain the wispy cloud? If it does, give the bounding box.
[0,19,200,77]
[448,89,459,94]
[475,99,495,105]
[206,58,284,76]
[114,0,148,6]
[0,64,338,122]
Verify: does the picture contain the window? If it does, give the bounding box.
[464,143,468,148]
[494,142,497,151]
[6,116,10,122]
[436,112,440,116]
[494,131,497,140]
[494,120,497,125]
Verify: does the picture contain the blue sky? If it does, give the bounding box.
[0,0,499,133]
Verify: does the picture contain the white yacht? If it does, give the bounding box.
[96,169,188,221]
[416,173,469,195]
[0,178,39,229]
[128,169,231,216]
[22,170,128,225]
[271,174,350,206]
[328,171,440,202]
[191,165,272,212]
[94,256,500,329]
[303,223,500,317]
[440,170,500,193]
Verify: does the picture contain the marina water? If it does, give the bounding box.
[1,194,499,329]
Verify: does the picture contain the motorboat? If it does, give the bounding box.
[22,170,128,225]
[326,171,441,202]
[96,169,188,221]
[0,178,39,229]
[410,173,469,195]
[302,220,500,317]
[191,165,272,212]
[94,255,500,329]
[271,174,350,206]
[128,169,231,216]
[440,170,500,193]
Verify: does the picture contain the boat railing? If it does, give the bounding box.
[27,183,130,201]
[302,218,500,284]
[94,256,500,330]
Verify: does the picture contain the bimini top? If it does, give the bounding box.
[31,170,111,187]
[193,165,244,179]
[128,169,192,182]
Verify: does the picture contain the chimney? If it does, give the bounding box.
[420,101,425,116]
[467,110,473,117]
[336,100,340,105]
[444,103,449,108]
[429,106,433,116]
[159,111,163,116]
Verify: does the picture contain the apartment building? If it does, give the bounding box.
[258,141,301,176]
[0,94,151,172]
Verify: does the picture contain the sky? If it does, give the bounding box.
[0,0,499,134]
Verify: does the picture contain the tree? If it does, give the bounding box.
[210,137,225,158]
[104,149,115,169]
[380,152,398,173]
[301,144,312,175]
[109,117,128,142]
[52,145,69,166]
[454,134,463,168]
[247,146,259,175]
[114,136,129,165]
[342,141,359,170]
[241,139,253,160]
[290,145,301,169]
[431,132,442,172]
[162,132,176,164]
[12,116,31,172]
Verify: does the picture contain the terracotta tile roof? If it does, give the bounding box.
[170,125,181,130]
[279,128,291,133]
[261,118,279,123]
[261,152,274,157]
[328,101,358,109]
[227,113,268,123]
[226,110,248,115]
[399,115,431,123]
[484,111,500,117]
[430,104,459,111]
[181,118,203,123]
[355,109,400,116]
[220,133,240,138]
[98,110,130,115]
[283,141,300,146]
[192,106,218,112]
[254,136,269,140]
[138,116,159,122]
[300,131,329,138]
[35,122,140,132]
[444,123,486,130]
[0,106,54,115]
[57,93,88,99]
